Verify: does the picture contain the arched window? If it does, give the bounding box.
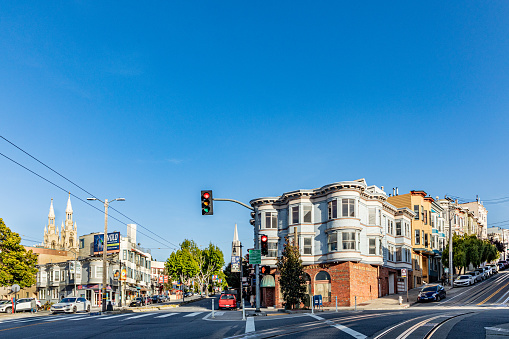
[314,271,331,302]
[51,241,56,249]
[69,238,73,247]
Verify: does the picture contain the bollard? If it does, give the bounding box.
[212,299,215,319]
[354,296,357,311]
[398,296,402,305]
[242,301,246,321]
[335,296,338,313]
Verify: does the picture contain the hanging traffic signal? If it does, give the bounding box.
[260,234,268,256]
[201,190,213,215]
[260,265,271,275]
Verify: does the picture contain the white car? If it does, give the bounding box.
[51,297,91,314]
[0,298,41,313]
[454,274,476,287]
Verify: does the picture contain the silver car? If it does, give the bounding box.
[454,274,476,287]
[50,297,91,314]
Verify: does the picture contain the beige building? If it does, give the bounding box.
[460,200,488,239]
[43,194,78,252]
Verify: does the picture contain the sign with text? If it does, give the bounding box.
[93,232,120,254]
[249,249,261,265]
[401,269,407,278]
[231,255,241,272]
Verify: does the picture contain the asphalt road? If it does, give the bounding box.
[1,273,509,339]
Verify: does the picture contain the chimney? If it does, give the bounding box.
[381,186,384,191]
[396,187,399,196]
[393,188,395,196]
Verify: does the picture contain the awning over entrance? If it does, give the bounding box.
[260,275,275,288]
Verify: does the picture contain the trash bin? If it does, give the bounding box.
[107,301,113,311]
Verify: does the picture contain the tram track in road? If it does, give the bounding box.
[442,273,509,306]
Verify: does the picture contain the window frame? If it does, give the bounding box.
[328,232,337,252]
[291,206,299,225]
[342,199,356,218]
[328,200,338,219]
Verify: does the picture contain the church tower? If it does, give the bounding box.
[60,193,78,252]
[44,199,60,249]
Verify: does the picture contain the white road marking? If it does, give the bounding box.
[485,327,509,333]
[68,315,99,321]
[214,312,224,316]
[245,317,255,333]
[183,312,203,317]
[121,313,156,321]
[97,314,130,320]
[43,315,84,321]
[154,313,177,318]
[308,314,367,339]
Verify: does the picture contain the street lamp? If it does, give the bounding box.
[87,197,125,312]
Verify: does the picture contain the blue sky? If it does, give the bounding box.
[1,1,509,262]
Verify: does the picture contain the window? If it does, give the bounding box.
[303,206,312,223]
[328,232,337,252]
[39,289,45,300]
[389,221,394,235]
[342,199,355,217]
[123,250,127,260]
[52,289,58,299]
[265,212,277,229]
[54,270,60,282]
[368,208,376,224]
[342,232,356,250]
[96,266,103,278]
[405,223,410,237]
[424,210,427,224]
[396,221,402,236]
[424,233,429,247]
[328,200,338,219]
[79,238,84,249]
[369,238,376,255]
[421,206,424,221]
[396,247,402,262]
[415,230,420,245]
[414,205,419,220]
[302,237,312,255]
[291,206,299,225]
[268,241,277,257]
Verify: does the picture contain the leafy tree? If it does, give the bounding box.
[490,237,506,253]
[195,243,224,296]
[277,241,306,310]
[165,239,199,293]
[465,235,481,269]
[442,234,466,274]
[0,219,38,288]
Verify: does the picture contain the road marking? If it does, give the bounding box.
[245,317,255,333]
[485,327,509,333]
[97,314,130,320]
[214,312,224,316]
[477,281,509,305]
[154,313,177,318]
[183,312,203,317]
[68,315,99,321]
[395,315,443,339]
[42,315,82,321]
[121,313,156,321]
[308,314,367,339]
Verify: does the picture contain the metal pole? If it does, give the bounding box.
[255,210,261,313]
[335,296,338,312]
[211,298,215,318]
[354,296,357,311]
[240,245,246,320]
[449,203,454,289]
[119,260,122,307]
[102,199,109,312]
[74,252,77,297]
[406,276,409,302]
[312,295,314,314]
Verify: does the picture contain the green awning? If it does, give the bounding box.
[260,275,275,288]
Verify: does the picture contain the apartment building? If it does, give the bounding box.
[250,178,413,308]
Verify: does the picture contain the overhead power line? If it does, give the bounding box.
[0,148,176,251]
[0,135,179,250]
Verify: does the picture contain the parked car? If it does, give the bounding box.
[0,301,13,313]
[466,271,482,283]
[151,295,162,303]
[485,266,494,276]
[417,284,446,302]
[130,297,145,307]
[50,297,90,314]
[454,274,476,287]
[475,267,489,280]
[218,293,237,310]
[489,264,499,273]
[499,260,509,269]
[499,263,505,271]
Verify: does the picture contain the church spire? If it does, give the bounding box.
[49,198,55,218]
[66,193,73,213]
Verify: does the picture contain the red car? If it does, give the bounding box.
[218,294,237,310]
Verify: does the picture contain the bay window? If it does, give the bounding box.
[328,200,338,219]
[342,199,356,217]
[328,232,337,252]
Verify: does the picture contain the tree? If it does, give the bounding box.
[442,234,466,274]
[0,219,38,288]
[165,239,199,293]
[195,243,224,296]
[490,237,506,253]
[277,241,306,310]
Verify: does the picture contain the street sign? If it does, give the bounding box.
[231,256,241,272]
[11,284,20,293]
[401,269,407,278]
[249,249,261,265]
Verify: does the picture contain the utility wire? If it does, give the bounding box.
[0,135,178,250]
[0,150,176,250]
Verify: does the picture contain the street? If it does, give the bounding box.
[2,273,509,338]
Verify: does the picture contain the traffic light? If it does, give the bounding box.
[260,234,268,256]
[201,190,213,215]
[260,265,271,275]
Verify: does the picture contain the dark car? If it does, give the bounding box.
[417,284,446,302]
[151,295,162,303]
[129,297,145,307]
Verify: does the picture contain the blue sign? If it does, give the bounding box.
[94,232,120,254]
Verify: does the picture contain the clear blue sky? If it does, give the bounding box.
[1,1,509,262]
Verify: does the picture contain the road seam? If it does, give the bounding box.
[307,314,367,339]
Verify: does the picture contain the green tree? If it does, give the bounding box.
[165,239,199,293]
[277,241,306,310]
[196,243,224,296]
[442,234,466,274]
[0,219,38,288]
[464,235,481,269]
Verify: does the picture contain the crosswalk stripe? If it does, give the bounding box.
[245,317,255,333]
[184,312,203,317]
[68,315,100,321]
[122,313,156,321]
[43,316,76,322]
[154,313,177,318]
[97,314,130,320]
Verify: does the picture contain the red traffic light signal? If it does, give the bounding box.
[260,265,270,275]
[201,190,213,215]
[261,234,268,256]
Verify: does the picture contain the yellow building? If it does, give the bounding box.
[388,190,435,287]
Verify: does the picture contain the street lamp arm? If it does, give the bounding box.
[212,198,254,211]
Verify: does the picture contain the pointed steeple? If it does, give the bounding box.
[49,198,55,218]
[231,223,241,257]
[233,223,239,242]
[66,193,73,213]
